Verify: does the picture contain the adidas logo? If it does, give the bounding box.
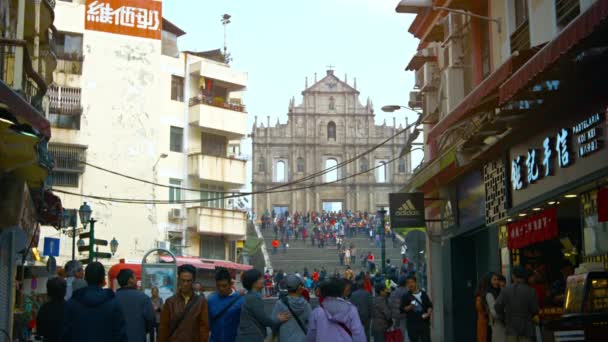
[396,200,421,216]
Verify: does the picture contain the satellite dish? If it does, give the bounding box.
[0,226,28,252]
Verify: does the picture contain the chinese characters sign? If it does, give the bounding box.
[507,207,557,249]
[511,112,605,191]
[85,0,162,39]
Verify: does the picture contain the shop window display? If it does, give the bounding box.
[581,190,608,256]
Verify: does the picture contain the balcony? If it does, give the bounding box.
[189,95,248,138]
[189,58,247,88]
[48,85,82,129]
[188,153,247,186]
[187,206,247,237]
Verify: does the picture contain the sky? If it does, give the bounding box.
[164,0,421,195]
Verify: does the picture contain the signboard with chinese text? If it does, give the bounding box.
[509,108,608,207]
[389,193,425,233]
[85,0,162,39]
[507,208,558,249]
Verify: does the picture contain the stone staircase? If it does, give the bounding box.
[260,227,404,275]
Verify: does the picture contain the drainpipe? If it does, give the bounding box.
[182,52,191,256]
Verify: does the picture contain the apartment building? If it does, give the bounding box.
[0,0,57,337]
[397,0,608,340]
[40,0,248,267]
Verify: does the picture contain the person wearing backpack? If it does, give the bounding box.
[208,268,243,342]
[271,275,311,342]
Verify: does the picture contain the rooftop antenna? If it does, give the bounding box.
[221,14,232,63]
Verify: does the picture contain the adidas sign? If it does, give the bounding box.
[395,200,420,216]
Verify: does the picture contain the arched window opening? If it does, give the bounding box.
[325,158,338,182]
[329,96,336,110]
[376,161,387,183]
[398,158,406,173]
[360,157,368,172]
[258,157,266,172]
[276,161,286,182]
[327,121,336,141]
[297,157,305,173]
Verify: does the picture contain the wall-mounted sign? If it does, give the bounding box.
[484,160,507,225]
[511,111,605,191]
[85,0,162,40]
[389,192,425,230]
[43,237,60,257]
[507,207,557,249]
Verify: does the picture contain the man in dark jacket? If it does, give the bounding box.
[388,276,408,335]
[401,276,432,342]
[37,277,66,342]
[62,262,127,342]
[349,279,373,341]
[115,269,154,342]
[494,265,539,341]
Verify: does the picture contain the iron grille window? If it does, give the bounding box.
[49,144,86,188]
[50,172,79,187]
[169,178,182,203]
[555,0,580,30]
[200,235,225,260]
[48,85,82,129]
[171,75,184,101]
[169,126,183,152]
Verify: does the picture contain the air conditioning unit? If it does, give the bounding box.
[168,208,183,221]
[156,241,169,250]
[408,91,423,109]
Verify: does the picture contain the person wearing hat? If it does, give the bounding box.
[271,275,311,342]
[494,266,539,342]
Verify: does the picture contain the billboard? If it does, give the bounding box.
[85,0,162,40]
[389,192,426,234]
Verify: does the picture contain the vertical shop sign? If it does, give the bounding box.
[389,193,425,230]
[85,0,162,39]
[507,207,558,249]
[484,160,507,225]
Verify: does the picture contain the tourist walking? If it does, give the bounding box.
[389,276,408,337]
[150,287,163,342]
[208,268,243,342]
[115,269,155,342]
[62,262,127,342]
[494,266,539,342]
[345,248,351,266]
[63,260,86,301]
[271,275,311,342]
[401,243,408,264]
[349,279,373,341]
[372,283,392,342]
[401,276,433,342]
[475,273,492,342]
[158,264,210,342]
[236,269,290,342]
[36,277,66,342]
[307,279,366,341]
[486,273,506,342]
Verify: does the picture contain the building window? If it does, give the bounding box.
[297,157,305,173]
[514,0,528,28]
[327,121,336,141]
[376,161,387,183]
[325,158,338,183]
[276,161,286,182]
[398,159,407,173]
[201,133,227,157]
[329,96,336,110]
[55,31,83,60]
[555,0,580,30]
[171,75,184,102]
[200,185,225,209]
[170,126,183,152]
[200,235,225,260]
[49,144,87,188]
[169,178,182,203]
[258,157,266,172]
[360,157,368,172]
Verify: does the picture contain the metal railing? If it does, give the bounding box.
[510,20,530,54]
[188,94,247,113]
[555,0,580,29]
[48,85,82,129]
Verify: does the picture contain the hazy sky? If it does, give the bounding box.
[164,0,421,194]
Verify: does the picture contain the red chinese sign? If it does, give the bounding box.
[85,0,162,40]
[507,207,558,249]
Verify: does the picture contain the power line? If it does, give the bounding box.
[53,154,402,205]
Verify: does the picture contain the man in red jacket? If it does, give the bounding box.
[272,239,279,255]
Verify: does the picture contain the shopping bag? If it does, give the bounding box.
[384,328,404,342]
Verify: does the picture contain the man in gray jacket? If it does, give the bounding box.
[271,275,311,342]
[389,276,408,336]
[495,266,539,342]
[349,279,373,341]
[115,269,154,342]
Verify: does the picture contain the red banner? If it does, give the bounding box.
[599,188,608,223]
[507,208,558,249]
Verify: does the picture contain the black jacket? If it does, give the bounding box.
[36,299,65,342]
[400,290,433,330]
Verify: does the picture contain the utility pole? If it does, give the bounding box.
[221,14,231,63]
[378,208,387,274]
[88,218,97,264]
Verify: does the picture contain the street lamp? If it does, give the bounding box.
[110,237,119,256]
[381,105,421,114]
[377,207,387,275]
[395,0,502,33]
[79,202,92,228]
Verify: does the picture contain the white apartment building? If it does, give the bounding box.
[38,0,248,266]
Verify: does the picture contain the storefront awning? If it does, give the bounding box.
[428,51,533,142]
[0,80,51,139]
[499,0,608,105]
